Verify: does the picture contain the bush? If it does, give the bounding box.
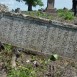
[57,9,74,20]
[63,12,74,20]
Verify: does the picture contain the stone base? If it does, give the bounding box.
[44,8,56,13]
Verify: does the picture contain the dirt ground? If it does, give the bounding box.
[0,50,77,77]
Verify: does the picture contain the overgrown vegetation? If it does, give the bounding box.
[57,9,74,20]
[4,44,12,53]
[7,54,49,77]
[23,11,53,19]
[0,44,49,77]
[22,9,75,22]
[0,44,77,77]
[7,66,36,77]
[16,0,43,11]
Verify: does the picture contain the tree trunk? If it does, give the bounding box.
[72,0,74,11]
[28,4,32,11]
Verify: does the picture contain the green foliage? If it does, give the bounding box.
[50,54,59,61]
[4,44,12,53]
[23,0,43,6]
[16,0,43,11]
[57,9,65,13]
[63,12,74,20]
[57,9,74,20]
[7,66,36,77]
[24,11,53,19]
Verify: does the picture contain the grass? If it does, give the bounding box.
[0,44,49,77]
[7,66,36,77]
[22,9,75,23]
[57,9,74,20]
[22,11,53,20]
[0,44,77,77]
[4,43,12,53]
[6,54,49,77]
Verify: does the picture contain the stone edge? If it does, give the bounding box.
[0,12,77,29]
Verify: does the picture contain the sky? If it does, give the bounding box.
[0,0,72,11]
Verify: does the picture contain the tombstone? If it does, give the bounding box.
[0,4,8,12]
[15,8,21,13]
[47,0,54,9]
[45,0,56,13]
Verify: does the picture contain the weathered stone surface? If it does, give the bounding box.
[47,0,54,9]
[45,0,56,13]
[0,12,77,59]
[0,4,8,12]
[15,8,21,13]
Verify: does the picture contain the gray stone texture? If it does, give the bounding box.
[47,0,54,9]
[0,12,77,59]
[0,4,8,12]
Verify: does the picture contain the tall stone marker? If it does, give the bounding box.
[45,0,56,13]
[47,0,54,9]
